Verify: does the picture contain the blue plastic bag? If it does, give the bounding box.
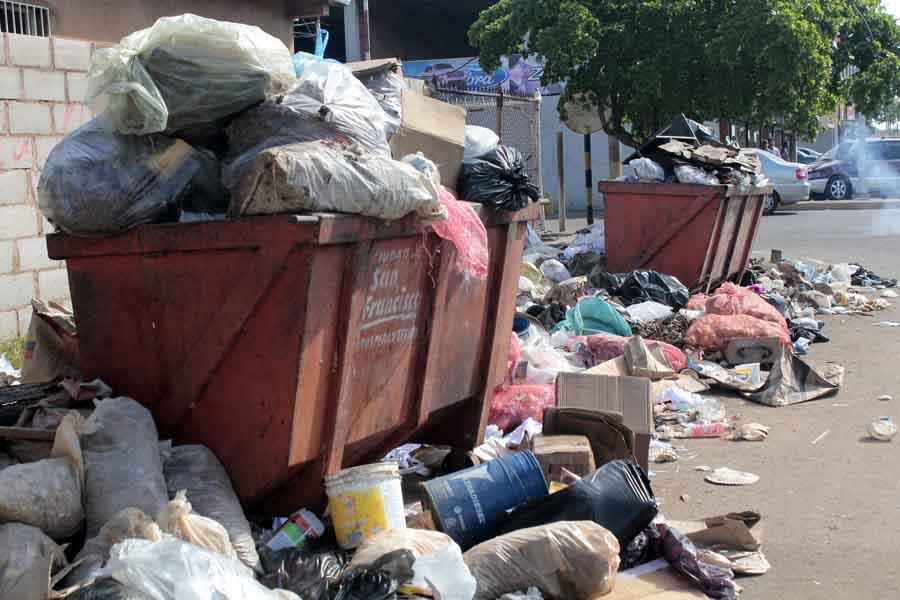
[554,297,632,337]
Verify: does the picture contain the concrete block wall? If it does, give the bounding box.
[0,34,94,340]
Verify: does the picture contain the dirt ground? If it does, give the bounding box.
[652,209,900,599]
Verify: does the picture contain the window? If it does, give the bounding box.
[0,1,50,37]
[865,142,887,160]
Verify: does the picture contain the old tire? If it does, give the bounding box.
[763,191,780,215]
[826,175,852,200]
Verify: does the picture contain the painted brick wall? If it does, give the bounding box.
[0,34,94,340]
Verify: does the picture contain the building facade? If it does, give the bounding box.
[0,0,309,341]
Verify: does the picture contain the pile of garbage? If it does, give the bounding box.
[618,115,768,189]
[36,14,539,274]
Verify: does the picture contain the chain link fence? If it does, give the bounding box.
[431,88,543,194]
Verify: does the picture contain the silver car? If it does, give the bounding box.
[743,149,810,214]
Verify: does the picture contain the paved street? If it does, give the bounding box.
[652,209,900,599]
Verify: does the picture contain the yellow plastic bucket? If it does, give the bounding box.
[324,462,405,549]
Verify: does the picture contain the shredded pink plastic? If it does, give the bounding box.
[431,186,489,280]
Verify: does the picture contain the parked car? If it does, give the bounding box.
[796,147,821,164]
[808,138,900,200]
[743,149,810,214]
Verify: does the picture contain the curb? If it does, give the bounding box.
[788,200,900,211]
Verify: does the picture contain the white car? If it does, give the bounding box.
[743,149,810,214]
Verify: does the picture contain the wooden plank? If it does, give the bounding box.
[416,240,455,425]
[0,426,55,441]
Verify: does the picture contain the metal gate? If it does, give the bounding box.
[431,88,543,194]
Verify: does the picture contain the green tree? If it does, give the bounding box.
[469,0,900,147]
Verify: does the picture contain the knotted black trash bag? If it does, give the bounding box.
[458,145,540,211]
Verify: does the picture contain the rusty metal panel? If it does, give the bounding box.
[49,206,538,512]
[599,182,766,291]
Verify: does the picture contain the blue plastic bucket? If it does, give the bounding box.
[420,450,548,550]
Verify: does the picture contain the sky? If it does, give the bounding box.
[885,0,900,20]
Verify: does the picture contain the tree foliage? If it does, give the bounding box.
[469,0,900,146]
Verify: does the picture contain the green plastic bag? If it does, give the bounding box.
[554,297,632,337]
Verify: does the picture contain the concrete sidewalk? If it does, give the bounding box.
[788,198,900,211]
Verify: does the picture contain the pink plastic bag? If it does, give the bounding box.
[488,383,556,431]
[705,283,787,328]
[685,314,791,349]
[432,187,489,280]
[686,294,708,311]
[579,333,688,372]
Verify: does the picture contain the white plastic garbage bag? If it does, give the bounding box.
[104,538,298,600]
[88,13,295,142]
[158,491,237,560]
[229,141,444,221]
[625,301,674,323]
[464,126,500,160]
[540,259,571,284]
[348,529,477,600]
[223,58,390,189]
[675,165,719,185]
[630,157,665,182]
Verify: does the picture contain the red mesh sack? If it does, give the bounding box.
[686,294,708,311]
[488,383,556,431]
[705,283,788,335]
[431,186,489,280]
[685,313,791,349]
[583,333,688,372]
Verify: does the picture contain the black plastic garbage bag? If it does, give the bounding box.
[656,523,739,600]
[334,550,414,600]
[39,120,226,235]
[64,578,155,600]
[458,146,540,211]
[589,269,626,294]
[618,271,689,308]
[498,459,658,550]
[259,549,348,600]
[566,252,604,278]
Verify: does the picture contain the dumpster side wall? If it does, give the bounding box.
[0,34,97,340]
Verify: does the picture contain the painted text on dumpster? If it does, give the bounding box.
[358,246,423,351]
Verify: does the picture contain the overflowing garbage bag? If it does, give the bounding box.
[88,13,295,145]
[351,59,406,140]
[458,146,540,211]
[39,120,225,234]
[81,398,168,538]
[228,141,444,221]
[164,445,261,572]
[104,538,298,600]
[223,57,390,188]
[464,125,500,160]
[464,521,620,600]
[260,549,348,600]
[618,270,690,308]
[0,412,84,539]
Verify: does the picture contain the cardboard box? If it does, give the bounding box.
[527,434,596,482]
[556,372,653,470]
[389,90,466,191]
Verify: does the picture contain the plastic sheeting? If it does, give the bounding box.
[228,141,444,221]
[431,187,490,280]
[88,13,295,144]
[39,120,225,234]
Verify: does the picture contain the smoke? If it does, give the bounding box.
[840,120,900,199]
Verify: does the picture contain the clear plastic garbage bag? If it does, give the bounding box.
[88,13,295,143]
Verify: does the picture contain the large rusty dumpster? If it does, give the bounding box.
[47,204,537,513]
[598,182,769,291]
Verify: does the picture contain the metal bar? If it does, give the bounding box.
[496,90,503,144]
[360,0,371,60]
[557,130,566,233]
[584,134,594,225]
